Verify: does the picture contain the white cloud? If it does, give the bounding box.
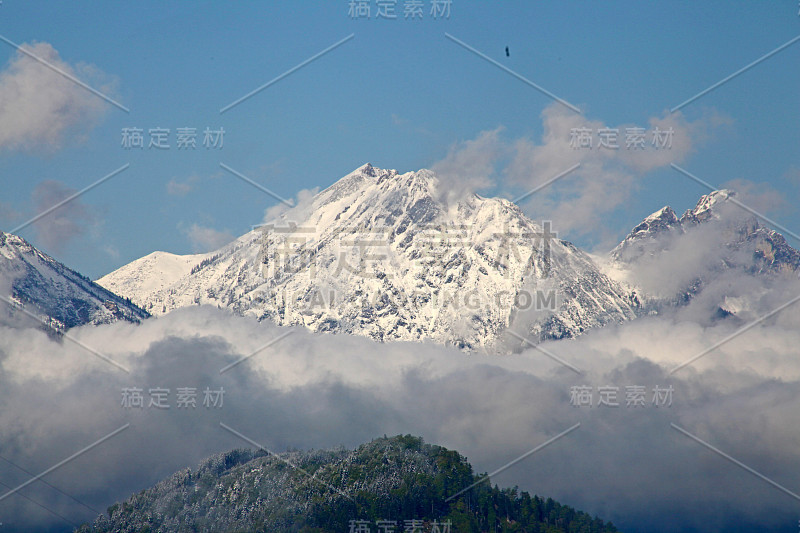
[390,113,408,126]
[166,175,199,197]
[424,104,728,242]
[0,42,113,151]
[617,111,696,172]
[102,245,120,260]
[0,294,797,531]
[431,127,504,206]
[261,187,320,226]
[183,223,234,253]
[505,104,713,237]
[614,198,798,309]
[30,179,96,253]
[720,177,786,215]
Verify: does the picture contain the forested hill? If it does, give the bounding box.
[77,435,619,533]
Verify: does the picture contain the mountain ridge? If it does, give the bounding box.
[611,188,800,276]
[0,231,149,330]
[98,164,641,351]
[606,189,800,322]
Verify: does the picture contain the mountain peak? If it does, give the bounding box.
[0,231,148,330]
[632,205,680,235]
[609,188,800,307]
[614,189,740,263]
[355,162,378,177]
[610,205,682,262]
[0,230,32,251]
[99,164,640,350]
[643,205,677,224]
[681,189,734,225]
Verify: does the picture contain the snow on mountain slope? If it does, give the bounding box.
[612,189,800,276]
[99,164,641,350]
[606,189,800,319]
[680,189,733,226]
[0,231,149,331]
[609,205,683,264]
[97,250,208,310]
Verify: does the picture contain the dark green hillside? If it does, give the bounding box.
[77,435,619,533]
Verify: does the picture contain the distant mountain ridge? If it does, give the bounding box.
[607,189,800,321]
[0,231,148,330]
[611,189,800,276]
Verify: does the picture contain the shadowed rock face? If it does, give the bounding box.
[0,231,148,331]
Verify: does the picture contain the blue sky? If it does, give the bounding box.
[1,1,799,279]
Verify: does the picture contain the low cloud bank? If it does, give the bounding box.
[0,294,798,532]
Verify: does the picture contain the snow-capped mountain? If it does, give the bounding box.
[608,189,800,318]
[0,231,149,331]
[609,205,683,264]
[99,164,640,350]
[97,250,209,314]
[612,189,800,274]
